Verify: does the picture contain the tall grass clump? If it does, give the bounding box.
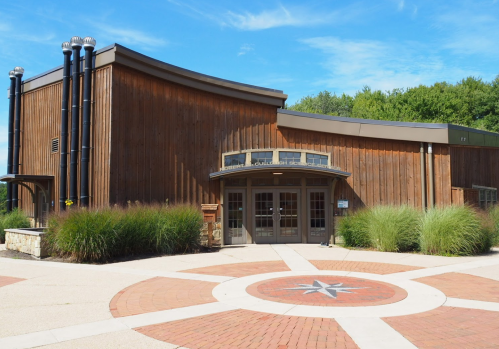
[488,205,499,247]
[0,209,31,243]
[338,209,371,248]
[419,205,491,256]
[369,205,420,252]
[46,203,203,262]
[46,208,120,262]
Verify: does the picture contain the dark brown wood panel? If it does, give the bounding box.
[450,146,499,190]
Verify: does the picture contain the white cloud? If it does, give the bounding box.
[95,25,167,49]
[398,1,405,11]
[225,5,332,30]
[435,8,499,55]
[238,44,254,56]
[299,36,481,95]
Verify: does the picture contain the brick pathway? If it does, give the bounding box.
[310,261,422,274]
[135,309,359,349]
[384,306,499,348]
[0,275,25,287]
[182,261,290,277]
[246,275,407,307]
[110,277,217,317]
[415,272,499,303]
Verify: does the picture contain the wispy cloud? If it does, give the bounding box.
[95,24,167,49]
[435,9,499,55]
[300,36,480,95]
[238,44,254,56]
[398,1,405,11]
[225,5,331,30]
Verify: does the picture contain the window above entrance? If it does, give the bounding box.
[221,148,334,170]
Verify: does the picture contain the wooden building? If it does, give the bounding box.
[3,43,499,244]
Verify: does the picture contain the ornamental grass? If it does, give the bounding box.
[0,209,31,243]
[339,204,496,255]
[45,203,203,262]
[419,205,492,256]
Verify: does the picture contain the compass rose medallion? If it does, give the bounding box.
[283,280,368,299]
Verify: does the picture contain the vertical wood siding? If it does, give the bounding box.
[109,65,277,207]
[19,66,112,216]
[110,63,455,210]
[450,146,499,190]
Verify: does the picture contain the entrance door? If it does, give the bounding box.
[253,189,301,243]
[225,190,246,244]
[307,189,329,244]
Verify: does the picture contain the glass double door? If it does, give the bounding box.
[253,189,301,243]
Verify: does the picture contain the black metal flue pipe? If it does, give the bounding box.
[59,42,72,211]
[80,37,96,207]
[6,70,16,212]
[12,66,24,209]
[69,36,83,205]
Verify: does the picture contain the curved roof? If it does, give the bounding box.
[21,44,288,107]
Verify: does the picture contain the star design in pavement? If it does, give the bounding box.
[283,280,368,299]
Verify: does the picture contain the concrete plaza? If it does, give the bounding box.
[0,244,498,349]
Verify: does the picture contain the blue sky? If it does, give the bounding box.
[1,0,499,175]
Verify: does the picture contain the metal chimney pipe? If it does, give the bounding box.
[80,37,96,207]
[6,70,16,212]
[59,42,72,211]
[12,66,24,209]
[69,36,83,205]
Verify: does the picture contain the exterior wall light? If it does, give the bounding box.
[273,172,283,175]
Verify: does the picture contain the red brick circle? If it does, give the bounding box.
[246,276,407,307]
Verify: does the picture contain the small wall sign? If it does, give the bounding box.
[337,200,349,208]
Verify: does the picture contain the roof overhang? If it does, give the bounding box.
[0,174,54,183]
[19,44,288,107]
[209,164,351,179]
[277,109,499,147]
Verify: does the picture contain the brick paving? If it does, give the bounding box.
[181,261,290,277]
[311,260,422,274]
[0,275,25,287]
[135,309,359,349]
[110,277,217,317]
[246,275,407,307]
[415,272,499,303]
[384,306,499,348]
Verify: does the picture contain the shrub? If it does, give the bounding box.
[489,205,499,247]
[369,205,420,252]
[45,203,203,262]
[0,209,31,243]
[419,205,491,256]
[46,208,120,262]
[338,209,371,248]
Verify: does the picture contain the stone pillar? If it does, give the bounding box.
[201,204,221,248]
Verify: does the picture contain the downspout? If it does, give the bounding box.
[12,66,24,209]
[69,36,83,205]
[80,37,96,207]
[428,143,434,207]
[329,177,339,245]
[7,70,16,212]
[420,142,426,210]
[59,42,72,211]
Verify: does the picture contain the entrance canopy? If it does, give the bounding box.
[1,174,53,226]
[210,164,351,179]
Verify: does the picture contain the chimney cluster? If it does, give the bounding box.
[5,36,96,213]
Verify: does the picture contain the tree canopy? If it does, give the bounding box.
[288,76,499,133]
